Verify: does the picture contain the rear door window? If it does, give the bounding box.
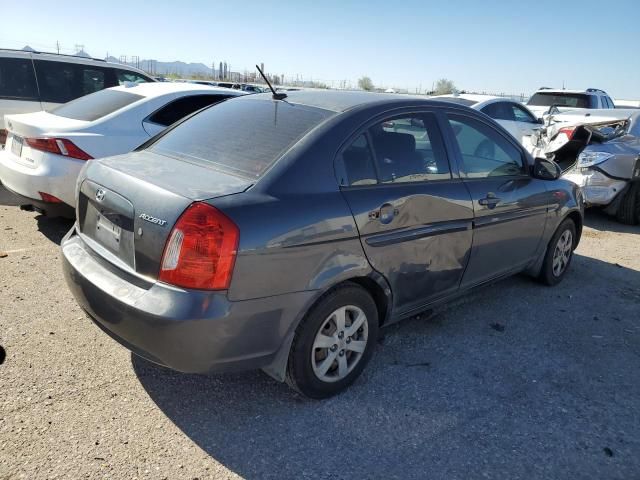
[0,57,39,100]
[480,102,515,121]
[150,98,333,178]
[370,114,450,183]
[511,103,538,123]
[146,94,231,126]
[51,89,144,121]
[336,134,378,186]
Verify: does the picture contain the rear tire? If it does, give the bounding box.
[616,182,640,225]
[285,283,378,399]
[538,218,576,286]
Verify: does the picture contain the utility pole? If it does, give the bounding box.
[56,41,60,54]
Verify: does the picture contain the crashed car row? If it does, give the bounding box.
[529,109,640,224]
[439,87,640,225]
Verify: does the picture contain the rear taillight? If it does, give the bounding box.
[159,202,239,290]
[557,127,576,141]
[25,138,93,160]
[0,129,7,146]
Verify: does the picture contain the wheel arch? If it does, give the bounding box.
[566,210,583,247]
[261,272,392,383]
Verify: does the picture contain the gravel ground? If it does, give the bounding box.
[1,185,639,480]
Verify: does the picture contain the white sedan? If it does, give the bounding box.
[0,82,245,216]
[435,94,542,147]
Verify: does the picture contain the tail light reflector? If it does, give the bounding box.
[0,129,7,146]
[159,202,239,290]
[25,138,93,160]
[38,192,63,203]
[557,127,576,141]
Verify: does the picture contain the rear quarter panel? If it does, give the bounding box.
[210,111,375,302]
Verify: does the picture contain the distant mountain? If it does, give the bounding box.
[105,56,216,77]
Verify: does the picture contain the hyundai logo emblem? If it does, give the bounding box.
[95,189,106,202]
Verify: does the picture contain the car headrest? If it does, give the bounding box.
[374,132,416,156]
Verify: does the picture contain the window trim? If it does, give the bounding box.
[334,108,455,189]
[442,110,530,181]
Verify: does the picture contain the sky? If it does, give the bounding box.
[2,0,640,98]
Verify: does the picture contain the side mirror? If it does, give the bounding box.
[537,117,544,125]
[532,157,562,180]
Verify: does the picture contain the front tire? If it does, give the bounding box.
[538,218,576,286]
[285,283,378,399]
[616,182,640,225]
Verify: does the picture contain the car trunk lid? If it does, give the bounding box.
[5,111,90,138]
[77,150,251,280]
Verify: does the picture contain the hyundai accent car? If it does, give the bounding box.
[62,91,583,398]
[0,82,244,216]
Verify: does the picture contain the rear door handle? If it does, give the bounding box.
[478,194,501,209]
[369,204,399,224]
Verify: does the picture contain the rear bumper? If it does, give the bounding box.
[0,148,83,207]
[0,181,75,217]
[61,228,314,374]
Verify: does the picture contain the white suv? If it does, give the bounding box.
[526,87,616,119]
[0,49,155,144]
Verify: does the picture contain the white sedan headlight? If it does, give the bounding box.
[577,151,614,168]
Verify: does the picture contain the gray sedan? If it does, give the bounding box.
[61,91,583,398]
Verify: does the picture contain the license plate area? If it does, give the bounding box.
[96,213,122,251]
[11,135,23,157]
[78,180,136,269]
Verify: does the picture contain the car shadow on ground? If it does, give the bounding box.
[132,253,640,479]
[35,215,73,245]
[584,209,638,234]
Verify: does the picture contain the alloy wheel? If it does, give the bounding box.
[552,229,573,277]
[311,305,368,383]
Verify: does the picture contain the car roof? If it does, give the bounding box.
[238,90,455,113]
[0,48,151,75]
[107,82,247,98]
[435,93,500,103]
[534,88,602,95]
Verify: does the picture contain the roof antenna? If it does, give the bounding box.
[256,64,287,100]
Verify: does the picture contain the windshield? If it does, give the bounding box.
[51,89,144,121]
[528,92,592,108]
[150,98,334,178]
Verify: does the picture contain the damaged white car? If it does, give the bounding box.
[530,109,640,224]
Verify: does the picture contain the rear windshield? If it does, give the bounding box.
[51,89,144,121]
[149,98,333,178]
[528,92,592,108]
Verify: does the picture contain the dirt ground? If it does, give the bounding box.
[1,186,639,479]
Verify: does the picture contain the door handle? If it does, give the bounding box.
[478,194,501,209]
[369,204,399,224]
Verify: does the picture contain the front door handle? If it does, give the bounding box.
[478,193,501,209]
